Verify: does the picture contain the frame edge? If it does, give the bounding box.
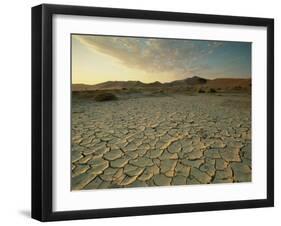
[266,18,274,207]
[31,4,44,221]
[32,4,54,222]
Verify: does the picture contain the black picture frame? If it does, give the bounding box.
[32,3,274,222]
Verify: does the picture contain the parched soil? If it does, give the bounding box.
[71,93,251,190]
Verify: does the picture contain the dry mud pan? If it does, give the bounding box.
[71,93,251,190]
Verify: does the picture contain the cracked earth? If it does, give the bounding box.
[71,94,251,190]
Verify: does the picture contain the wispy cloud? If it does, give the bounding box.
[74,35,225,78]
[73,34,251,80]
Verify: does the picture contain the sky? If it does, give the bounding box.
[72,34,251,85]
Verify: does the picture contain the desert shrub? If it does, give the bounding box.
[149,89,166,97]
[126,88,141,93]
[209,88,217,93]
[94,93,117,101]
[198,88,205,93]
[152,89,164,94]
[233,86,242,90]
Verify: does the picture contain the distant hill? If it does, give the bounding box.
[72,81,145,91]
[166,76,207,88]
[205,78,251,89]
[72,76,251,91]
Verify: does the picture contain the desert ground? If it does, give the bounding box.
[71,88,251,190]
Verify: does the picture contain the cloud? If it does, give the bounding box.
[74,35,224,78]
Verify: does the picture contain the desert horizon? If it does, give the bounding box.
[72,76,251,85]
[72,76,251,92]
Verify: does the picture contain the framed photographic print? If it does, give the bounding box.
[32,4,274,221]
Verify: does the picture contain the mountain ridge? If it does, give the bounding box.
[72,76,251,91]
